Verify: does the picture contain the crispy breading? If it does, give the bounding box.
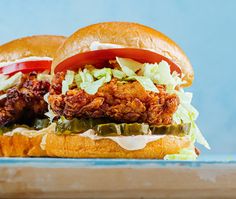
[0,72,50,126]
[49,73,179,125]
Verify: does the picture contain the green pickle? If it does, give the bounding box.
[121,123,150,136]
[0,118,50,135]
[94,122,190,136]
[150,123,191,136]
[53,115,191,136]
[55,118,110,134]
[93,123,122,136]
[56,118,91,134]
[94,123,150,136]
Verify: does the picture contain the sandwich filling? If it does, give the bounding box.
[47,57,210,157]
[0,71,51,128]
[0,56,209,160]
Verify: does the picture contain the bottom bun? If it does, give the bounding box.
[0,133,191,159]
[0,134,46,157]
[45,134,191,159]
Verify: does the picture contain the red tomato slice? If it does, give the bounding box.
[55,48,182,74]
[0,60,52,75]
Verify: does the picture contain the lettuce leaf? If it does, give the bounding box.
[143,60,182,89]
[0,72,22,91]
[62,70,75,94]
[0,74,8,81]
[116,58,183,93]
[43,93,56,122]
[92,68,112,82]
[0,94,7,100]
[37,73,52,82]
[164,147,197,160]
[75,68,113,95]
[133,76,159,93]
[116,57,143,77]
[112,69,126,79]
[83,77,106,95]
[173,90,210,149]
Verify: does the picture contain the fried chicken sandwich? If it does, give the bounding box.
[45,22,209,159]
[0,35,65,156]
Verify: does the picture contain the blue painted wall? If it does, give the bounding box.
[0,0,235,154]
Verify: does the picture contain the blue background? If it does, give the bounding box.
[0,0,235,155]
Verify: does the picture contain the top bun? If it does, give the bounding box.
[0,35,66,63]
[52,22,194,87]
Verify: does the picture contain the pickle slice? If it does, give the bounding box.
[150,123,191,136]
[55,118,111,134]
[0,118,50,135]
[55,116,191,136]
[56,118,91,134]
[121,123,150,136]
[93,123,122,136]
[94,123,150,136]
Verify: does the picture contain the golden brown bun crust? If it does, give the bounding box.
[0,133,190,158]
[45,134,191,159]
[53,22,193,87]
[0,134,46,157]
[0,35,66,63]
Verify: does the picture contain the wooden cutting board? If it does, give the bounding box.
[0,156,236,199]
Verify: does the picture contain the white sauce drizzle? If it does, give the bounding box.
[89,41,157,53]
[79,129,166,151]
[4,123,56,138]
[0,56,52,67]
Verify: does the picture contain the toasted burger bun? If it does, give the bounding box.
[0,35,66,63]
[0,35,66,157]
[0,134,46,157]
[0,133,191,158]
[45,134,191,159]
[52,22,193,87]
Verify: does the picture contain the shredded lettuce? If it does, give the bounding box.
[190,117,210,149]
[62,70,75,94]
[75,69,94,89]
[37,73,52,82]
[83,77,106,95]
[116,58,183,93]
[79,69,94,83]
[92,68,112,82]
[143,60,181,90]
[75,68,110,94]
[112,69,126,79]
[164,147,197,160]
[72,58,183,95]
[133,76,159,93]
[173,90,210,149]
[0,94,7,100]
[154,61,177,85]
[0,72,22,91]
[0,74,8,81]
[74,73,82,88]
[116,57,143,77]
[43,93,56,122]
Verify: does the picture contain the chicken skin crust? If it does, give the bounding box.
[49,72,179,125]
[0,72,50,126]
